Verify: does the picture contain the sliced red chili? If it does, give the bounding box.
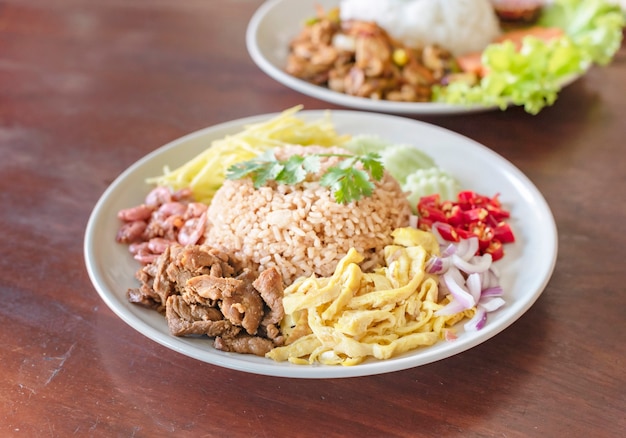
[485,204,510,220]
[417,217,434,230]
[485,240,504,261]
[455,227,475,241]
[418,205,448,223]
[446,205,465,226]
[493,222,516,243]
[416,190,515,261]
[433,222,459,242]
[463,207,489,223]
[457,190,479,205]
[417,193,440,209]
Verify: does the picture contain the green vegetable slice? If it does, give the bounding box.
[435,0,625,114]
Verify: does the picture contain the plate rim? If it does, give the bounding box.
[84,109,558,378]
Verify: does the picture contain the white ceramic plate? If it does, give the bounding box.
[246,0,584,115]
[246,0,500,115]
[84,110,558,378]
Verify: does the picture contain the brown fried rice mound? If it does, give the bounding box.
[203,146,412,285]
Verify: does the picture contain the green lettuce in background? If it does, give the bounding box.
[434,0,625,114]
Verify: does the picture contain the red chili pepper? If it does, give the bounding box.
[418,194,440,209]
[416,190,515,261]
[463,207,489,223]
[457,190,478,205]
[485,240,504,261]
[433,222,460,242]
[418,205,448,223]
[493,222,515,243]
[455,228,474,240]
[446,205,465,226]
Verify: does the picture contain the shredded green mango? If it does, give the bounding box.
[147,106,349,204]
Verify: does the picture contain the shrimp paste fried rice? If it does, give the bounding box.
[204,146,412,285]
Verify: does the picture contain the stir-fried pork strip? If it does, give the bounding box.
[285,10,467,102]
[214,335,277,357]
[165,295,240,337]
[126,244,285,356]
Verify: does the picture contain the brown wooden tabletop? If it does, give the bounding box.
[2,1,625,436]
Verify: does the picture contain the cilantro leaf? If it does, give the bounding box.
[227,150,384,203]
[226,151,284,188]
[302,154,321,174]
[321,166,374,204]
[226,160,267,181]
[318,166,344,194]
[253,161,284,188]
[276,155,321,185]
[360,152,384,181]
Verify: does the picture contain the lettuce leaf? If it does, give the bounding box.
[434,0,625,114]
[539,0,625,65]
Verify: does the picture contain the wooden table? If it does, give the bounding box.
[2,1,624,436]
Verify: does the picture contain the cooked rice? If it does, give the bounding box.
[204,146,411,285]
[339,0,501,57]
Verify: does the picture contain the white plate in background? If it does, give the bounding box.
[246,0,499,115]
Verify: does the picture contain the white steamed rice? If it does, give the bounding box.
[339,0,502,56]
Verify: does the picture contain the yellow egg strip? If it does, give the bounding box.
[267,227,473,365]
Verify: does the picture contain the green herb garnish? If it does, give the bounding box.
[226,151,384,204]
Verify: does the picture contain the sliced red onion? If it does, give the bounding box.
[479,296,506,312]
[426,257,441,274]
[452,252,493,274]
[466,272,482,303]
[435,299,469,316]
[426,256,449,274]
[417,230,507,331]
[481,286,504,298]
[454,238,469,256]
[446,265,466,285]
[443,270,475,309]
[441,243,457,257]
[455,236,479,261]
[466,237,480,259]
[481,268,500,289]
[464,307,487,331]
[409,215,419,229]
[430,222,446,244]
